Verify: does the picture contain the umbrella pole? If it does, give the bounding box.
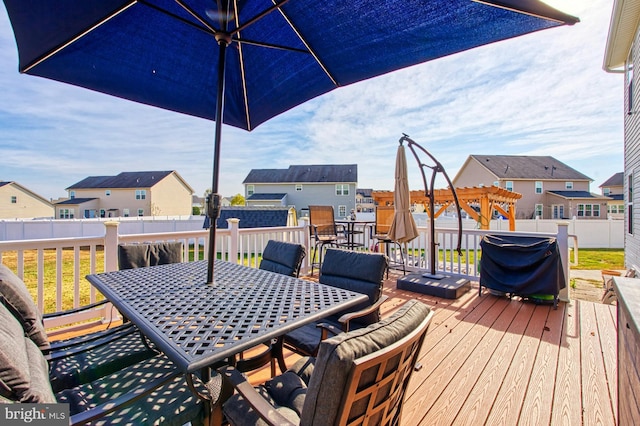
[207,35,230,284]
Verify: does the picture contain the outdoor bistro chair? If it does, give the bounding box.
[308,205,348,275]
[258,240,306,277]
[117,240,184,270]
[371,205,407,276]
[279,249,388,365]
[221,299,434,426]
[0,297,205,425]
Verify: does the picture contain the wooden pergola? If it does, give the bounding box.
[372,186,522,231]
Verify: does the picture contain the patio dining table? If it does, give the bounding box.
[87,260,368,374]
[336,218,374,250]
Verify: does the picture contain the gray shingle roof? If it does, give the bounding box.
[243,165,357,184]
[246,193,287,201]
[55,198,98,205]
[547,191,603,199]
[600,172,623,187]
[216,206,290,229]
[67,171,173,189]
[471,155,591,181]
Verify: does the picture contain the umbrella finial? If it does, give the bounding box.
[399,133,410,146]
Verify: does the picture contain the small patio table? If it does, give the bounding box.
[87,260,367,373]
[335,219,374,250]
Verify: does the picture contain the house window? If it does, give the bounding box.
[100,209,105,218]
[123,209,130,217]
[70,191,75,199]
[338,205,347,217]
[138,208,144,216]
[610,204,625,214]
[135,190,146,200]
[603,187,611,196]
[295,184,303,191]
[534,204,543,218]
[552,205,564,219]
[10,196,16,204]
[505,181,513,192]
[577,204,600,217]
[535,181,543,194]
[493,181,499,187]
[105,190,111,196]
[336,184,349,196]
[247,185,254,196]
[59,208,74,219]
[565,182,573,189]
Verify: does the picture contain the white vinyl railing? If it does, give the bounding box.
[0,218,569,330]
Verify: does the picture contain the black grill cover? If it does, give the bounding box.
[479,234,566,297]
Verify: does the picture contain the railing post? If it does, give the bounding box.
[557,221,570,303]
[228,218,240,264]
[104,221,120,272]
[299,217,311,275]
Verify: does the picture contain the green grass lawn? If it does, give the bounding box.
[571,248,624,270]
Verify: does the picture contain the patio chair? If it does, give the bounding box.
[222,299,434,426]
[279,248,388,364]
[308,205,347,275]
[372,205,407,276]
[0,298,205,425]
[117,240,183,269]
[258,240,306,277]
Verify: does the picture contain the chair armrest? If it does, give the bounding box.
[337,295,389,331]
[69,369,181,425]
[317,322,342,342]
[221,366,296,426]
[43,300,108,319]
[46,324,140,361]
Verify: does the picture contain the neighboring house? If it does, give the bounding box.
[60,171,193,218]
[192,195,205,213]
[356,188,375,213]
[452,155,609,219]
[216,206,296,229]
[0,181,54,219]
[604,1,640,268]
[243,164,358,218]
[600,172,624,219]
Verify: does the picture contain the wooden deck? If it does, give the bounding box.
[51,271,618,425]
[378,272,618,426]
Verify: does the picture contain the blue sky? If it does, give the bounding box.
[0,1,624,201]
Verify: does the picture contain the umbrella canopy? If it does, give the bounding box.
[2,0,578,282]
[389,144,419,244]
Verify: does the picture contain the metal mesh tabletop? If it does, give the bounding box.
[87,260,367,372]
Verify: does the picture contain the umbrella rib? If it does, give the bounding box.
[275,4,339,86]
[472,0,579,25]
[234,0,251,131]
[21,1,138,73]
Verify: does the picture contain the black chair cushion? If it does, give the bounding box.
[0,264,50,351]
[118,241,183,270]
[319,249,387,325]
[0,300,56,403]
[259,241,306,277]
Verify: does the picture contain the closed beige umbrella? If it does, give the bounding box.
[389,144,419,244]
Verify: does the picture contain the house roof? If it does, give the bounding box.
[246,193,287,201]
[600,172,624,187]
[67,171,193,192]
[547,190,609,200]
[608,194,624,201]
[216,206,290,229]
[0,181,52,206]
[356,188,373,197]
[469,155,591,181]
[603,0,640,72]
[243,164,357,184]
[55,198,98,205]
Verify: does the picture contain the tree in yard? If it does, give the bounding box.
[230,194,245,206]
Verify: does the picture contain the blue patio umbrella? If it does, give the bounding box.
[2,0,578,283]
